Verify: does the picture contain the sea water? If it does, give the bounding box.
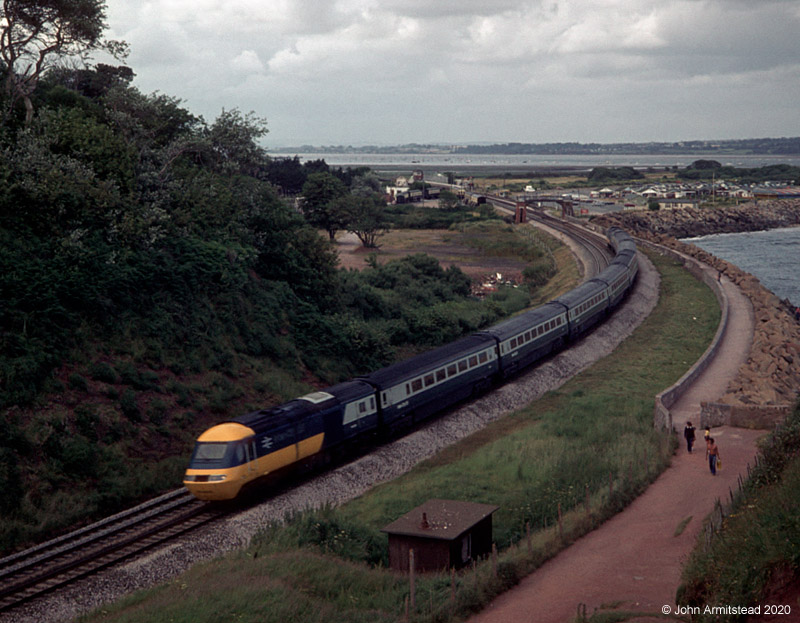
[685,227,800,307]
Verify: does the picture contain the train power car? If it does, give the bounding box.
[184,227,639,501]
[184,380,377,500]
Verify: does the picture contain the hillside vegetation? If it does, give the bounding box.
[0,60,559,550]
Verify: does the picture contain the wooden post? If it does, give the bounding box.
[492,543,498,577]
[409,549,416,611]
[526,521,531,554]
[585,484,590,515]
[558,503,563,540]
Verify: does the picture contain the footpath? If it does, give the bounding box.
[469,260,764,622]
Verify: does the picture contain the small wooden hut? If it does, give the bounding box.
[381,499,499,573]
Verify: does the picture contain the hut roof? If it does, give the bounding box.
[381,499,499,541]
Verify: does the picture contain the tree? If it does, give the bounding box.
[344,193,389,248]
[301,171,349,241]
[1,0,127,126]
[438,189,460,211]
[207,108,269,176]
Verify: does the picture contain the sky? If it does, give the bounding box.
[101,0,800,149]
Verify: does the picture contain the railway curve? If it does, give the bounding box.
[1,224,659,623]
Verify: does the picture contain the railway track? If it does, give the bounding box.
[487,195,614,276]
[0,206,620,620]
[0,489,223,614]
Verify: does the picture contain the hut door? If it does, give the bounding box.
[461,533,472,564]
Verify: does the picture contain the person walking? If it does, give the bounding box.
[683,421,696,453]
[707,437,720,475]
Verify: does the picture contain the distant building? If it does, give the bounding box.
[658,198,700,210]
[752,186,800,199]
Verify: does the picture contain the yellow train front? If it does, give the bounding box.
[183,382,379,501]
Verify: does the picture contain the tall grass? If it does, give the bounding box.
[79,250,720,623]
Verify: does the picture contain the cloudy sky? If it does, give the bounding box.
[102,0,800,148]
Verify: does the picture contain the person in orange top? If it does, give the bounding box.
[707,437,721,475]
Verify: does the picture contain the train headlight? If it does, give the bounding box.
[207,475,227,482]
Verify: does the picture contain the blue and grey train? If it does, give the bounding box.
[183,226,639,500]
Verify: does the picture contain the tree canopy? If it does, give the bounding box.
[1,0,127,126]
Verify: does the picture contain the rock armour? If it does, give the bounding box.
[593,200,800,408]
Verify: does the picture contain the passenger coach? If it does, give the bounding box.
[183,226,639,501]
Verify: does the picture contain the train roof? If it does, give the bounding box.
[610,248,637,268]
[596,261,629,283]
[361,334,496,388]
[228,380,374,435]
[478,302,565,340]
[554,278,608,307]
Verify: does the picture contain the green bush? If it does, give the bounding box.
[67,373,89,391]
[88,361,118,384]
[119,388,140,422]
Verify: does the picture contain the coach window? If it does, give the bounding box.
[406,383,410,396]
[424,373,435,387]
[479,352,487,364]
[458,360,468,372]
[411,379,423,392]
[447,364,457,376]
[510,338,517,348]
[436,368,447,382]
[469,355,478,367]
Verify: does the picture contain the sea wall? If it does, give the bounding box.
[593,200,800,427]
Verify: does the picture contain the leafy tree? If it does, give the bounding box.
[438,189,460,211]
[343,193,389,248]
[301,171,349,241]
[0,0,127,126]
[266,155,307,195]
[206,108,269,176]
[47,62,134,98]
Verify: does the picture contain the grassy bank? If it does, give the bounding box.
[79,250,720,623]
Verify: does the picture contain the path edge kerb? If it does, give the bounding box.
[636,238,730,432]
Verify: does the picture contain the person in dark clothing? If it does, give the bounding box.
[683,421,696,453]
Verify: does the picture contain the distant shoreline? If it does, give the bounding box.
[269,137,800,158]
[265,151,800,175]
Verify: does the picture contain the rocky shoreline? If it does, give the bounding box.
[592,199,800,410]
[595,199,800,239]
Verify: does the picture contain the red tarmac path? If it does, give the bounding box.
[469,264,766,623]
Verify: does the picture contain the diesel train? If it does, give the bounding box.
[183,226,639,501]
